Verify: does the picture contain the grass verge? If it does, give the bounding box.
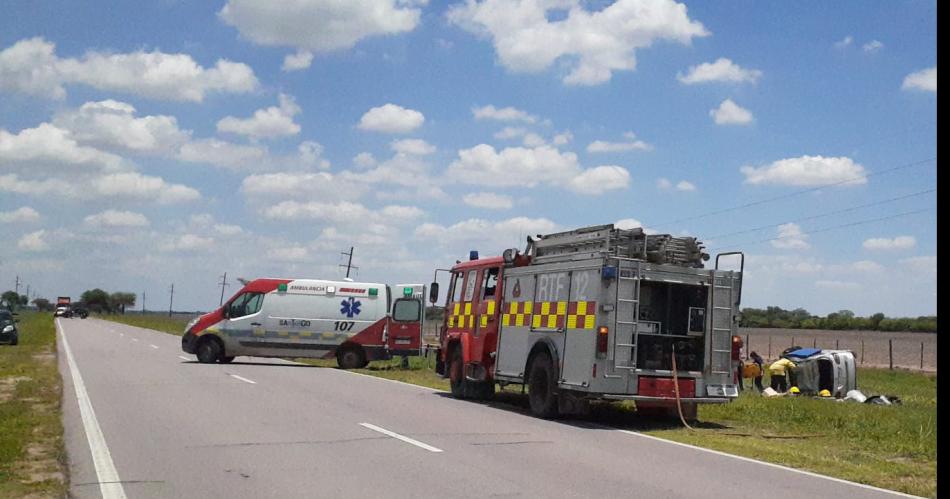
[95,313,192,336]
[0,312,67,498]
[101,313,936,497]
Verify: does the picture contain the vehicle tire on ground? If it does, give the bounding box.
[196,337,222,364]
[219,356,235,364]
[10,334,17,346]
[527,353,559,418]
[449,345,467,398]
[337,346,366,370]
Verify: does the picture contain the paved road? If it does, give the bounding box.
[58,318,915,498]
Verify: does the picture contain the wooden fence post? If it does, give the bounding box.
[836,339,840,350]
[920,342,924,370]
[791,336,795,348]
[861,340,864,364]
[746,334,750,359]
[768,337,772,359]
[889,339,894,370]
[813,338,817,348]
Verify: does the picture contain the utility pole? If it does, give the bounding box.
[339,247,358,279]
[142,291,146,313]
[168,284,174,317]
[14,275,21,295]
[218,272,229,306]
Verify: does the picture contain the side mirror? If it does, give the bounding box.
[428,282,439,304]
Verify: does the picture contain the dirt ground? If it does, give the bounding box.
[739,328,937,371]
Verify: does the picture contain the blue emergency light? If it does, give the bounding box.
[469,250,479,261]
[601,266,618,279]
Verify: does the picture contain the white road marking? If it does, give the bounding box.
[229,374,257,384]
[178,355,191,361]
[359,423,443,453]
[131,338,138,342]
[57,319,128,499]
[119,333,124,337]
[614,429,922,498]
[149,344,159,349]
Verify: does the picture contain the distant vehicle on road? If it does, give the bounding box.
[181,278,425,368]
[70,306,89,319]
[55,296,71,317]
[0,310,18,345]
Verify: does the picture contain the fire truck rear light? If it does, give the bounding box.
[597,326,609,354]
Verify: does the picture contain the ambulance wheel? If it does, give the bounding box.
[527,353,559,419]
[337,346,366,370]
[219,356,235,364]
[196,337,222,364]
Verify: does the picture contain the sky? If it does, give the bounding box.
[0,0,937,317]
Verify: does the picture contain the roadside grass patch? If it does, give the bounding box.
[0,312,67,498]
[97,313,192,336]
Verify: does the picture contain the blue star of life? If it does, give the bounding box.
[340,297,361,318]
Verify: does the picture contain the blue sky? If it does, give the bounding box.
[0,0,936,316]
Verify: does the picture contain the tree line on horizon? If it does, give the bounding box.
[1,288,137,314]
[739,306,936,332]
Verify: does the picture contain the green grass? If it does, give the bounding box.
[0,312,67,498]
[97,312,193,336]
[109,315,936,497]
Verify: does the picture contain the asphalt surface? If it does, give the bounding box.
[57,318,916,499]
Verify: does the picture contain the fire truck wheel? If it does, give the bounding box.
[527,353,559,419]
[219,356,235,364]
[196,337,222,364]
[337,346,366,370]
[449,346,467,398]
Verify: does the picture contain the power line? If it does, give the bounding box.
[650,157,936,230]
[708,208,933,252]
[705,188,936,241]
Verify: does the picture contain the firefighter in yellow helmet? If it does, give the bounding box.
[819,389,832,397]
[768,357,796,392]
[789,386,801,395]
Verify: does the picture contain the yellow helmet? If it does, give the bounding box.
[789,386,800,394]
[819,389,832,397]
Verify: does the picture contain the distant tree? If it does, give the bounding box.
[1,290,19,310]
[110,292,137,314]
[81,288,112,313]
[32,298,52,311]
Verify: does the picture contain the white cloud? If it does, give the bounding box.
[815,280,860,290]
[901,67,936,92]
[415,216,558,250]
[677,58,762,85]
[379,205,425,220]
[472,105,537,123]
[448,0,708,86]
[91,172,201,204]
[863,236,916,251]
[494,127,527,140]
[0,123,126,173]
[0,174,75,197]
[850,260,884,273]
[84,209,149,228]
[352,152,377,168]
[658,179,697,192]
[447,144,578,187]
[52,100,190,154]
[18,230,49,252]
[552,130,573,146]
[834,35,853,49]
[0,207,40,223]
[741,155,866,187]
[242,171,362,200]
[862,40,883,53]
[771,223,809,250]
[390,138,435,156]
[178,139,267,169]
[217,94,302,140]
[163,234,214,252]
[657,178,672,190]
[266,246,310,262]
[282,50,314,71]
[214,224,245,236]
[615,218,658,234]
[0,37,258,101]
[463,192,513,210]
[261,200,422,225]
[522,133,546,147]
[357,103,425,133]
[586,132,652,153]
[710,98,753,125]
[899,255,936,274]
[219,0,422,53]
[566,165,630,195]
[340,151,447,201]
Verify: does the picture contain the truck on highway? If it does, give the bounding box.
[54,296,71,317]
[182,278,425,368]
[428,224,744,419]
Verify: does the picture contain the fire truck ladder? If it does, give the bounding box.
[612,259,641,371]
[709,252,744,377]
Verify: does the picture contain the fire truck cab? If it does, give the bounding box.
[431,224,744,419]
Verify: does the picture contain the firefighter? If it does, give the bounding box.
[732,336,744,391]
[748,351,765,392]
[768,357,796,392]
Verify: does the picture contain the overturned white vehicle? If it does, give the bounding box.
[784,348,857,397]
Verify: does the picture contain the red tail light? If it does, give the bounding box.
[597,326,609,354]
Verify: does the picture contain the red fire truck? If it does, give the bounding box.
[429,224,744,419]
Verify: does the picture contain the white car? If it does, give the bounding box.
[54,306,69,317]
